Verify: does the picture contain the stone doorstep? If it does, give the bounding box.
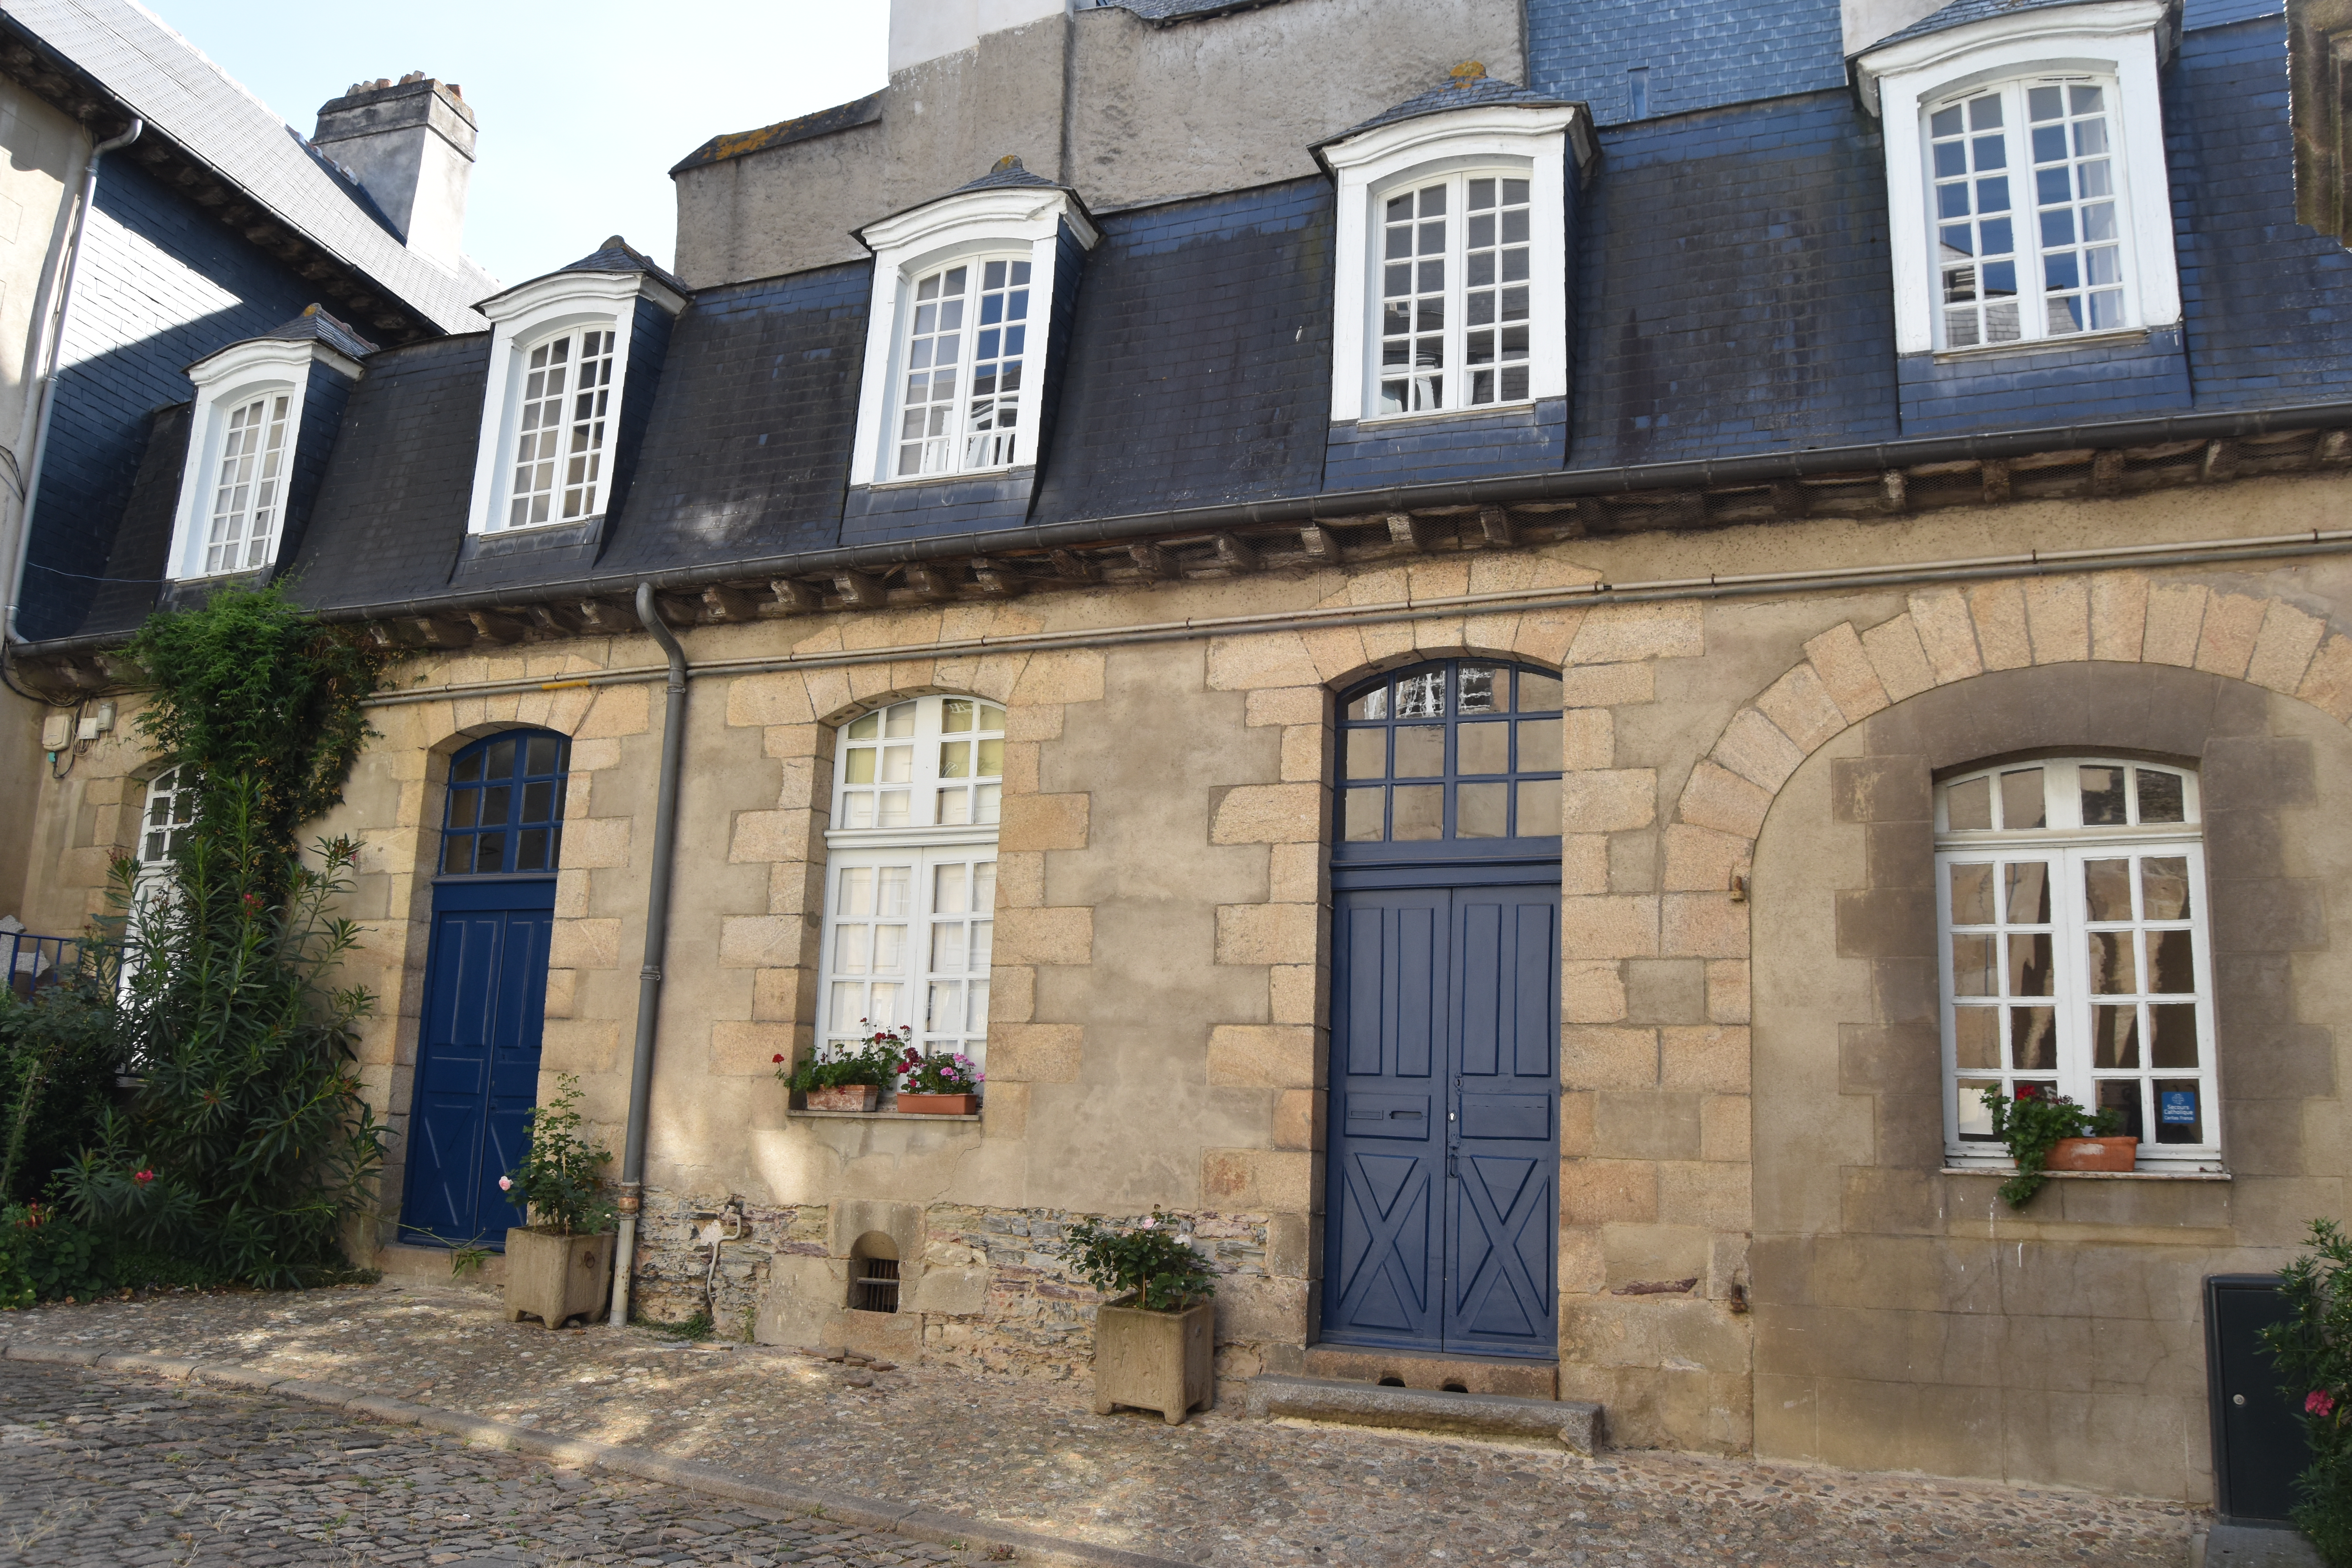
[2197,1523,2327,1568]
[1246,1373,1604,1456]
[372,1239,510,1287]
[0,1336,1191,1568]
[1302,1343,1557,1399]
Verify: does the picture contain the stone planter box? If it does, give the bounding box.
[806,1085,880,1112]
[1091,1295,1214,1426]
[897,1092,979,1115]
[2047,1136,2138,1172]
[505,1227,615,1329]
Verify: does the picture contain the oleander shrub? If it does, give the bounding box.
[2265,1219,2352,1566]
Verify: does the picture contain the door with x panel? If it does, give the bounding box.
[1323,884,1560,1357]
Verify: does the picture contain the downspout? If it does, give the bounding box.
[609,580,689,1327]
[4,118,141,643]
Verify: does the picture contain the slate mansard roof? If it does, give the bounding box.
[4,0,494,334]
[23,14,2352,652]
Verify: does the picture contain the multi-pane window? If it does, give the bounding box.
[506,328,615,528]
[441,731,570,876]
[1929,76,2127,350]
[205,394,289,574]
[895,258,1029,477]
[819,694,1003,1076]
[137,766,197,873]
[1338,660,1563,845]
[835,697,1005,830]
[1936,758,2218,1168]
[1376,173,1532,415]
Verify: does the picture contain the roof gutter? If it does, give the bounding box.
[18,396,2352,660]
[607,581,689,1329]
[4,115,140,646]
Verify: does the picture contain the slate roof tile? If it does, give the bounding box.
[1325,65,1577,146]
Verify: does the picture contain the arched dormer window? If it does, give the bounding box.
[463,237,686,537]
[1314,69,1594,431]
[1855,0,2180,356]
[164,307,371,584]
[848,161,1097,493]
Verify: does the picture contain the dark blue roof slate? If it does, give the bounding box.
[281,334,492,612]
[1867,0,2105,53]
[67,403,187,638]
[1324,67,1576,146]
[1087,0,1291,20]
[257,304,377,359]
[559,235,691,299]
[597,262,873,572]
[956,154,1061,192]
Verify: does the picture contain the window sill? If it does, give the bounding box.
[789,1108,983,1122]
[1929,326,2150,365]
[865,466,1024,492]
[1354,400,1540,428]
[1941,1165,2230,1181]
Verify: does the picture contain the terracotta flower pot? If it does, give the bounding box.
[897,1092,979,1115]
[503,1227,614,1329]
[2046,1136,2138,1172]
[806,1085,880,1111]
[1091,1294,1214,1425]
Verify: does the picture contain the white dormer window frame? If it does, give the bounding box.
[850,185,1099,489]
[1322,104,1588,427]
[165,335,359,583]
[463,268,686,535]
[1855,0,2180,358]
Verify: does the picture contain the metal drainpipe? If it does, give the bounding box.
[4,118,141,644]
[609,581,690,1327]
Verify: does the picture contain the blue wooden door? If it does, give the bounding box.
[1324,884,1559,1357]
[399,730,569,1250]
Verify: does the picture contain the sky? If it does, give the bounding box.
[140,0,893,288]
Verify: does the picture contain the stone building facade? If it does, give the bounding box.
[9,0,2352,1512]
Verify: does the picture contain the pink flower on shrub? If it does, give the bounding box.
[132,1169,155,1185]
[2310,1390,2338,1418]
[498,1176,514,1192]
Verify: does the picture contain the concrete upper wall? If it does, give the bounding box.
[893,0,1069,73]
[671,0,1523,288]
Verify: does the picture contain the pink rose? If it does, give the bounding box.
[498,1176,514,1192]
[2309,1391,2337,1418]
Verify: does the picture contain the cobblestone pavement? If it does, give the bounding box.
[0,1356,994,1567]
[4,1283,2200,1567]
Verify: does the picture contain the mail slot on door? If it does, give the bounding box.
[1344,1093,1432,1139]
[1459,1093,1551,1140]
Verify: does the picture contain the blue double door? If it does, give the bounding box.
[397,877,554,1249]
[1323,883,1561,1357]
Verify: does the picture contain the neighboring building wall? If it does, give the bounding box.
[0,76,85,920]
[668,0,1522,289]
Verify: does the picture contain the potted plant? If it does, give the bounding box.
[776,1023,902,1111]
[1058,1209,1218,1425]
[896,1044,983,1114]
[502,1074,618,1329]
[1978,1084,2132,1209]
[2261,1218,2352,1566]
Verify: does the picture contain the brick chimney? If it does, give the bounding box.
[312,73,476,270]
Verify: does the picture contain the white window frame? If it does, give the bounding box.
[134,764,197,884]
[166,336,357,583]
[850,184,1098,490]
[887,252,1037,479]
[463,267,685,535]
[1320,103,1588,426]
[1934,757,2222,1173]
[1855,0,2180,358]
[816,695,1005,1072]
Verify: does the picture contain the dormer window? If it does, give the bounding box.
[849,159,1096,491]
[205,393,292,574]
[165,306,371,585]
[895,257,1030,477]
[1314,68,1592,430]
[507,327,616,527]
[1855,0,2179,358]
[463,237,686,537]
